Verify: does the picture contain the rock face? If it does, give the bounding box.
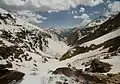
[106,73,120,84]
[0,64,12,70]
[61,12,120,61]
[0,70,25,84]
[74,12,120,46]
[85,59,112,73]
[53,67,83,77]
[61,34,120,61]
[60,46,89,61]
[53,67,120,84]
[0,64,25,84]
[53,67,73,77]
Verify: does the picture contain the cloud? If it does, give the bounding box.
[48,10,59,13]
[104,1,120,17]
[108,1,120,13]
[73,13,91,27]
[0,8,8,13]
[80,14,91,27]
[73,13,90,19]
[79,7,85,12]
[73,15,81,19]
[72,10,74,15]
[80,13,90,19]
[16,10,47,24]
[0,0,104,12]
[0,0,104,27]
[71,10,78,15]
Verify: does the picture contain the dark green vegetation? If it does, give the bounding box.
[60,46,89,61]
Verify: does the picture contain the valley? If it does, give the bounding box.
[0,7,120,84]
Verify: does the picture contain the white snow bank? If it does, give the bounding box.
[45,38,70,57]
[0,8,8,14]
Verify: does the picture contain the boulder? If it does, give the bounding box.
[53,67,83,77]
[0,69,25,84]
[85,59,112,73]
[52,66,120,84]
[0,63,12,70]
[53,67,73,77]
[0,64,5,70]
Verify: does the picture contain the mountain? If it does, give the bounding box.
[55,13,120,84]
[0,8,69,81]
[44,28,78,40]
[44,28,66,42]
[0,8,120,84]
[67,14,118,46]
[60,12,120,60]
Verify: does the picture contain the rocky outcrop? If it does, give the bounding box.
[0,70,25,84]
[61,36,120,61]
[0,64,25,84]
[75,12,120,45]
[85,59,112,73]
[60,46,89,61]
[106,73,120,84]
[53,67,120,84]
[53,67,74,77]
[0,64,12,70]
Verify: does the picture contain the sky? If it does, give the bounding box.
[0,0,120,28]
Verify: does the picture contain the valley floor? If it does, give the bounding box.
[16,47,120,84]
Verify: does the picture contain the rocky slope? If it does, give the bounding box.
[0,8,69,84]
[52,12,120,84]
[67,13,119,46]
[61,12,120,60]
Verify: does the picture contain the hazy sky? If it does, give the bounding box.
[0,0,120,28]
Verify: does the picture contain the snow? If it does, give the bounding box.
[35,49,53,58]
[20,75,42,84]
[101,55,120,73]
[17,44,120,84]
[86,16,109,28]
[23,22,44,32]
[0,38,14,46]
[0,60,7,64]
[17,48,110,84]
[45,38,70,57]
[0,8,8,14]
[11,47,106,84]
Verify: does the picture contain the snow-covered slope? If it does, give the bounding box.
[85,16,109,28]
[61,12,120,61]
[82,27,120,46]
[0,8,69,74]
[19,12,120,84]
[67,13,120,46]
